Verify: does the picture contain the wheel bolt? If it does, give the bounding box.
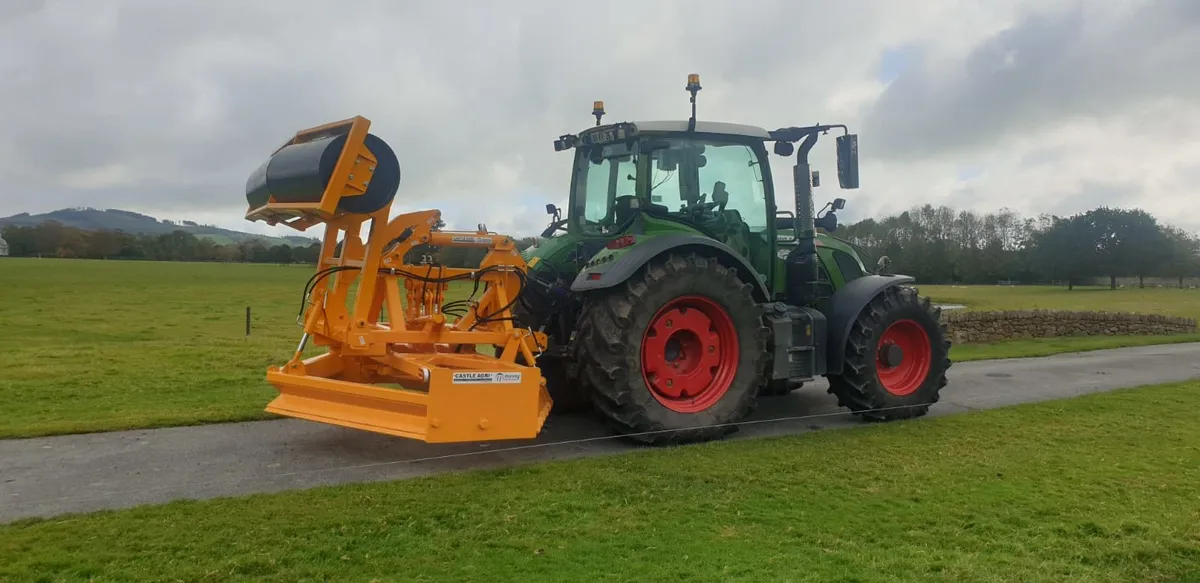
[707,345,714,353]
[665,319,673,328]
[666,379,673,387]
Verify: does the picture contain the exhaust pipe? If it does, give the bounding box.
[786,133,820,306]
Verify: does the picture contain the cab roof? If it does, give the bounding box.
[556,119,776,152]
[625,120,772,140]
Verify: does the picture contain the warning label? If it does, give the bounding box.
[451,372,523,384]
[451,235,491,245]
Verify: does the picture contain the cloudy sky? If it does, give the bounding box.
[2,0,1198,240]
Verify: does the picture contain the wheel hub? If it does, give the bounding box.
[641,295,739,413]
[875,319,933,397]
[879,343,904,368]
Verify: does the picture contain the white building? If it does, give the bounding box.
[0,235,8,257]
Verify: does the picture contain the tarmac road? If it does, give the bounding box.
[2,342,1199,523]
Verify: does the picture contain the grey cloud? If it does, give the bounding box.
[1046,181,1142,219]
[862,0,1200,160]
[1017,147,1064,168]
[0,0,913,222]
[4,0,1196,238]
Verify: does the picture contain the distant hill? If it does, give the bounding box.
[0,208,318,247]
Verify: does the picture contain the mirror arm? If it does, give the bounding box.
[796,132,819,164]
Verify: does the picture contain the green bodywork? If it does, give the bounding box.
[521,123,870,305]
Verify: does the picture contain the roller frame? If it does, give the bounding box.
[244,115,380,231]
[243,115,552,443]
[266,207,552,443]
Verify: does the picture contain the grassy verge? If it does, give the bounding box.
[920,284,1200,321]
[1,259,1196,439]
[3,381,1198,582]
[952,333,1200,362]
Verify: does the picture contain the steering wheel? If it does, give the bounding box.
[540,218,569,238]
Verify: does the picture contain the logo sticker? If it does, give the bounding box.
[451,235,491,245]
[451,372,523,384]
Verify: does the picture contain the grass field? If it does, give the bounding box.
[0,258,1196,439]
[2,380,1197,582]
[920,284,1200,321]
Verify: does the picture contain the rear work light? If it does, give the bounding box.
[606,235,636,249]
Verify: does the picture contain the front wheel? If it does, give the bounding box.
[826,285,951,420]
[574,252,768,445]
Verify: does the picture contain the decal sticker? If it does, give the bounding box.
[452,372,523,384]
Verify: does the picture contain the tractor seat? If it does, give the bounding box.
[615,195,670,224]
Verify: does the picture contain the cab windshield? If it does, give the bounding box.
[570,136,770,237]
[571,142,637,235]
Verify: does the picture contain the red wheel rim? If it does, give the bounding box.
[640,295,739,413]
[875,319,932,396]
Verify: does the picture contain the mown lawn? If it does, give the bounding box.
[0,259,308,438]
[0,258,1196,439]
[920,283,1200,321]
[920,283,1200,361]
[2,381,1197,582]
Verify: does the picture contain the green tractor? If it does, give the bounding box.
[515,75,950,444]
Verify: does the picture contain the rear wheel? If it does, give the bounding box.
[826,285,951,420]
[575,252,768,445]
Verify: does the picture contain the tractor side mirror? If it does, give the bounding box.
[545,203,558,215]
[815,211,838,233]
[836,134,859,189]
[832,197,846,211]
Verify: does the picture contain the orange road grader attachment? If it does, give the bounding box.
[244,116,552,443]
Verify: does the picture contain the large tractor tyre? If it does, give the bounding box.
[574,252,769,445]
[826,285,951,421]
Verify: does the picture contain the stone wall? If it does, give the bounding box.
[939,310,1198,344]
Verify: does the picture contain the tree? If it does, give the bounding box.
[1082,207,1171,289]
[1028,213,1098,290]
[264,244,294,264]
[1161,225,1200,288]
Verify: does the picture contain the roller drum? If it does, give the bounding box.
[245,133,401,215]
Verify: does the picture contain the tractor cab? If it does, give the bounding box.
[538,74,865,305]
[551,119,779,272]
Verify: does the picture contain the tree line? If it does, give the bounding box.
[1,221,323,264]
[836,205,1200,288]
[5,206,1198,288]
[0,220,538,266]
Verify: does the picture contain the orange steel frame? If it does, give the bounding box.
[266,207,553,443]
[244,115,552,443]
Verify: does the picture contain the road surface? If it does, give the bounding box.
[2,343,1198,523]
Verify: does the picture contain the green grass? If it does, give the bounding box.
[918,283,1200,362]
[0,259,308,438]
[1,259,1197,439]
[2,381,1197,582]
[952,333,1200,362]
[920,284,1200,321]
[0,258,481,439]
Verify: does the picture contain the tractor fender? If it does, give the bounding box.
[824,274,916,375]
[569,234,771,302]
